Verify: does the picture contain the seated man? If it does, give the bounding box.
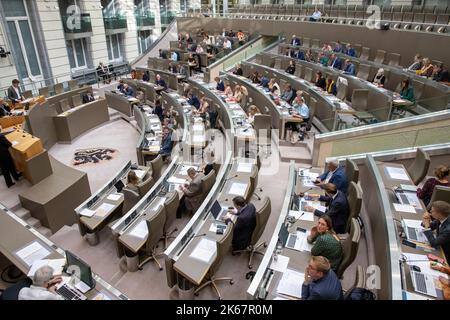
[0,97,11,117]
[314,159,348,194]
[293,49,305,61]
[285,60,296,75]
[82,92,95,104]
[179,168,205,214]
[215,77,225,91]
[304,183,349,234]
[142,71,150,82]
[333,41,343,53]
[309,8,322,22]
[171,50,178,61]
[168,62,178,74]
[343,59,356,76]
[117,79,125,92]
[302,256,343,300]
[329,54,342,70]
[187,92,201,110]
[160,127,174,160]
[121,83,134,97]
[280,84,295,104]
[224,196,256,251]
[155,74,168,92]
[18,266,63,300]
[345,44,356,57]
[290,34,301,46]
[422,201,450,261]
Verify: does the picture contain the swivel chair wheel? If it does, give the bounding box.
[249,264,253,269]
[263,243,267,248]
[218,297,222,300]
[194,292,199,296]
[138,267,143,271]
[230,280,234,285]
[159,267,163,271]
[174,228,178,232]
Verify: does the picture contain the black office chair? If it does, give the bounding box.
[0,278,32,300]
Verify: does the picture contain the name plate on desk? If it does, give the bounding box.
[385,166,409,180]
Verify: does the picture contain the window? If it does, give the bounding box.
[66,39,88,70]
[137,30,154,54]
[1,0,42,80]
[106,34,122,62]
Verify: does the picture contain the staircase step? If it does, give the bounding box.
[14,208,31,221]
[36,226,52,238]
[27,217,41,229]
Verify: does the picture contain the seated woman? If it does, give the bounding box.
[291,90,304,106]
[321,43,332,53]
[280,83,295,103]
[315,71,326,90]
[399,79,415,102]
[233,85,242,102]
[187,54,198,74]
[326,76,337,96]
[416,58,434,78]
[372,68,386,87]
[305,49,315,63]
[416,165,450,207]
[249,71,261,84]
[236,86,248,104]
[307,215,343,272]
[247,105,261,125]
[268,78,281,96]
[224,81,234,98]
[285,60,296,75]
[126,171,139,192]
[318,52,329,67]
[153,99,163,121]
[237,30,245,45]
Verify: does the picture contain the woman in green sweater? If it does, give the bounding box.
[399,79,415,102]
[307,215,343,272]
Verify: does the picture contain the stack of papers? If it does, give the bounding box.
[270,255,290,273]
[276,268,304,299]
[229,182,247,196]
[402,253,443,278]
[28,259,66,277]
[107,193,123,202]
[288,210,314,222]
[129,220,148,239]
[15,241,51,267]
[134,169,146,180]
[393,203,416,213]
[189,238,216,263]
[237,163,253,173]
[80,208,96,217]
[168,176,186,184]
[95,203,115,218]
[386,166,409,180]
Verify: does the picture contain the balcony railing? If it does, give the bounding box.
[136,14,155,28]
[160,11,176,25]
[103,15,128,30]
[62,13,93,34]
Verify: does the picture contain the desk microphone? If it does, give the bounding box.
[224,174,238,183]
[193,233,207,238]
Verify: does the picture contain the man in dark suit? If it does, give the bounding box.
[329,54,342,70]
[121,84,134,96]
[423,201,450,261]
[225,196,256,251]
[302,256,343,300]
[343,59,356,76]
[155,74,167,92]
[159,127,173,160]
[7,79,23,106]
[0,125,22,188]
[82,93,95,104]
[304,183,349,234]
[315,159,348,194]
[214,77,225,91]
[293,49,305,61]
[290,35,301,46]
[187,92,200,110]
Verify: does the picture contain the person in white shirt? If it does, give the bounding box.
[19,265,64,300]
[171,51,178,61]
[223,38,232,50]
[310,8,322,22]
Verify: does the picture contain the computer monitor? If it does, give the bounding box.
[278,223,290,247]
[210,200,223,220]
[65,250,95,290]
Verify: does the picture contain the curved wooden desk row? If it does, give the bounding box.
[0,203,128,300]
[104,91,139,119]
[121,78,161,107]
[137,66,187,91]
[134,105,163,166]
[278,42,450,114]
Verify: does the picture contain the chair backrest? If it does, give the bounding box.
[250,197,271,245]
[59,98,70,113]
[356,64,371,81]
[39,86,49,97]
[247,169,258,202]
[406,148,430,185]
[336,82,347,101]
[150,155,163,180]
[145,204,166,254]
[254,114,272,137]
[68,79,78,91]
[137,174,155,197]
[307,97,317,128]
[163,191,180,231]
[212,223,234,272]
[374,50,386,64]
[351,89,369,111]
[387,53,401,66]
[122,188,141,214]
[412,80,425,100]
[200,170,216,200]
[294,64,303,78]
[345,158,359,184]
[337,218,361,279]
[359,47,370,60]
[72,94,82,107]
[346,181,363,233]
[54,83,64,95]
[22,90,33,99]
[428,186,450,208]
[304,67,313,82]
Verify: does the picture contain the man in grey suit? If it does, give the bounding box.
[7,79,23,106]
[180,167,205,214]
[423,201,450,261]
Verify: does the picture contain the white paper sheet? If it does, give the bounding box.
[237,163,253,173]
[288,210,313,221]
[400,184,418,192]
[228,182,248,196]
[393,203,416,213]
[152,197,166,210]
[386,166,409,180]
[95,203,116,218]
[93,292,112,300]
[107,193,122,202]
[300,232,313,252]
[168,176,186,184]
[134,169,146,180]
[193,124,203,131]
[402,253,443,278]
[129,220,148,239]
[270,255,290,273]
[15,241,51,267]
[189,238,216,263]
[28,259,66,277]
[276,268,304,299]
[403,219,423,229]
[75,280,91,293]
[80,208,96,217]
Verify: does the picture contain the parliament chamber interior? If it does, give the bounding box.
[0,0,450,302]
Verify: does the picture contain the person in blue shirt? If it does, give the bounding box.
[153,99,163,121]
[187,92,200,109]
[333,41,343,53]
[293,49,305,61]
[215,77,225,91]
[343,59,356,76]
[155,74,167,91]
[260,76,270,88]
[302,256,343,300]
[329,54,342,70]
[171,51,178,61]
[121,83,134,96]
[159,127,174,160]
[345,44,356,57]
[117,80,124,92]
[293,97,309,121]
[314,159,348,194]
[280,83,295,103]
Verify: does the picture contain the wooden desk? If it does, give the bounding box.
[0,115,25,129]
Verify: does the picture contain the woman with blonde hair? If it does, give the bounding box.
[224,81,233,98]
[233,85,242,102]
[247,105,261,124]
[417,57,434,78]
[126,171,139,192]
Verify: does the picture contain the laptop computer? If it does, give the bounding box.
[395,190,421,207]
[410,270,438,298]
[114,180,125,192]
[402,219,428,243]
[210,200,229,222]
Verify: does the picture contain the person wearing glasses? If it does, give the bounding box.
[302,256,343,300]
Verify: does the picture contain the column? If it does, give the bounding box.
[0,22,19,91]
[121,0,139,62]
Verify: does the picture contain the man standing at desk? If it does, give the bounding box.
[179,168,205,215]
[314,159,348,194]
[0,125,22,188]
[422,201,450,261]
[224,196,256,251]
[7,79,24,106]
[18,266,63,300]
[302,256,343,300]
